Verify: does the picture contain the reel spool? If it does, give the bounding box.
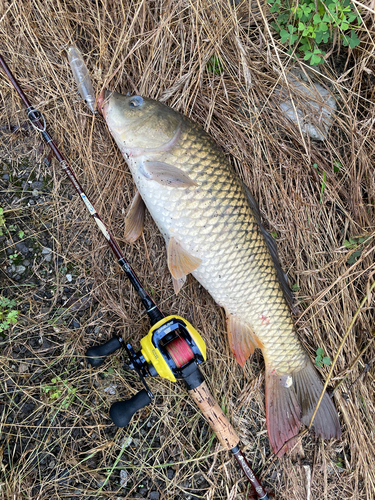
[86,316,206,427]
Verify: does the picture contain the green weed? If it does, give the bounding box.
[0,296,19,334]
[315,347,331,367]
[41,376,77,409]
[206,55,223,75]
[267,0,361,65]
[344,236,370,264]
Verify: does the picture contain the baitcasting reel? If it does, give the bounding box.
[86,315,206,427]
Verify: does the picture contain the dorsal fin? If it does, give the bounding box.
[243,184,298,314]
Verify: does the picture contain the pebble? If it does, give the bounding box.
[149,492,159,500]
[42,247,52,255]
[66,274,72,282]
[120,469,128,487]
[15,265,26,274]
[167,469,175,480]
[2,174,9,180]
[71,319,80,329]
[103,384,117,395]
[32,189,39,197]
[18,363,29,373]
[32,181,43,189]
[15,241,29,255]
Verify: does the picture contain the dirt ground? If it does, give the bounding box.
[0,1,375,499]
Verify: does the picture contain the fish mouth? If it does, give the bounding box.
[97,89,113,117]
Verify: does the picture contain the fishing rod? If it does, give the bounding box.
[0,52,271,500]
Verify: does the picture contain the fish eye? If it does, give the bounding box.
[129,96,143,108]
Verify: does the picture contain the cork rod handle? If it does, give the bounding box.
[188,381,239,450]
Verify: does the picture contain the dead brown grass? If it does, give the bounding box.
[0,0,375,499]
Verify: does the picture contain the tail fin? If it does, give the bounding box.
[265,360,341,456]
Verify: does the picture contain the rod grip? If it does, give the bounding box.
[188,381,239,450]
[86,337,122,367]
[110,389,152,427]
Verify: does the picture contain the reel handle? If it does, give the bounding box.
[86,337,122,367]
[110,389,152,427]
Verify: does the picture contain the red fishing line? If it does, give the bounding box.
[166,337,194,368]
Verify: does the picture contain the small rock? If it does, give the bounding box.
[15,242,29,255]
[45,254,52,262]
[42,247,52,255]
[66,274,72,282]
[32,189,39,197]
[167,469,175,480]
[32,181,43,189]
[18,363,29,373]
[15,265,26,274]
[121,436,133,448]
[149,492,159,500]
[2,174,9,180]
[278,71,336,141]
[71,319,80,329]
[103,384,117,395]
[120,469,128,488]
[23,260,30,266]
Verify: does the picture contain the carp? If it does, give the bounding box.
[98,90,341,454]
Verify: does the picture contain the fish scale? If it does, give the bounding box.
[101,91,341,455]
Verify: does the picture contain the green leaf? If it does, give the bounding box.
[280,29,290,43]
[315,356,323,367]
[292,283,300,292]
[348,30,360,48]
[310,53,323,65]
[316,347,325,357]
[313,13,321,24]
[322,356,331,365]
[107,367,114,374]
[18,230,24,239]
[341,22,349,30]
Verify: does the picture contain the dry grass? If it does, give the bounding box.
[0,0,375,499]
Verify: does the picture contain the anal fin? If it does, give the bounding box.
[225,311,263,367]
[124,190,146,243]
[167,237,202,280]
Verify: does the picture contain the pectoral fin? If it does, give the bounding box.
[124,190,146,243]
[243,183,298,314]
[225,311,263,367]
[142,161,198,188]
[167,237,202,280]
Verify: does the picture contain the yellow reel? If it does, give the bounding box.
[140,315,207,382]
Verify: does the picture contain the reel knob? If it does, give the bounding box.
[110,389,152,427]
[86,337,122,367]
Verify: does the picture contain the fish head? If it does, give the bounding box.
[98,90,182,154]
